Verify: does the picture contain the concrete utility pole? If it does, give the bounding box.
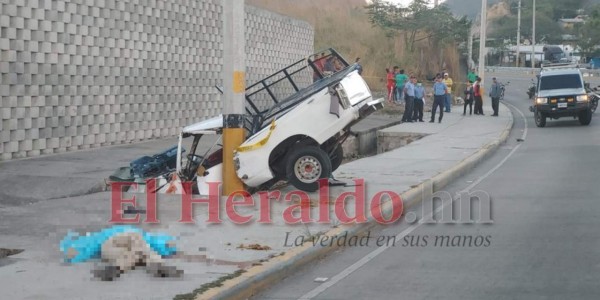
[478,0,487,84]
[468,27,474,69]
[516,0,521,67]
[222,0,246,195]
[531,0,536,70]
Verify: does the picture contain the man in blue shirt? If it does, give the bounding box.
[355,57,363,75]
[402,75,417,122]
[413,81,425,122]
[431,75,448,123]
[489,77,502,116]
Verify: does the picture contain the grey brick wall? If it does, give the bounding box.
[0,0,314,160]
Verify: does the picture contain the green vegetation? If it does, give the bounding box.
[488,0,584,44]
[578,5,600,58]
[480,0,600,60]
[247,0,471,92]
[366,0,471,53]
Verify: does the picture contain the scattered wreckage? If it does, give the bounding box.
[110,49,384,193]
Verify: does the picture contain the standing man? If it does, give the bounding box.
[430,75,447,123]
[355,57,363,75]
[467,68,478,83]
[473,77,484,115]
[395,69,408,104]
[442,72,454,112]
[402,75,416,123]
[489,77,502,116]
[463,81,474,115]
[413,80,425,122]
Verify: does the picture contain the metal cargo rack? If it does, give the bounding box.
[243,48,355,135]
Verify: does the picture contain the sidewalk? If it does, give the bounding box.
[0,104,512,300]
[0,113,399,207]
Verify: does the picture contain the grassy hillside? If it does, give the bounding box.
[247,0,464,92]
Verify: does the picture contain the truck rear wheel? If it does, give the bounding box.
[579,109,592,125]
[286,146,332,192]
[535,110,546,127]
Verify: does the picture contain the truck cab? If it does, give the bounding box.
[542,45,567,65]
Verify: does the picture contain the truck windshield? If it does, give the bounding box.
[539,74,582,90]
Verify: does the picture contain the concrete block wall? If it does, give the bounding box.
[0,0,314,160]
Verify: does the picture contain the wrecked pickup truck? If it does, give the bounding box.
[174,48,384,193]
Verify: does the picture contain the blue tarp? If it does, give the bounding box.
[59,225,177,263]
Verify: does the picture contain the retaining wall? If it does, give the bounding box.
[0,0,314,160]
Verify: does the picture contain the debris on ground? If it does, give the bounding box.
[108,146,182,183]
[237,243,272,251]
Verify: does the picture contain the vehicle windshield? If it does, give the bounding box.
[539,74,582,90]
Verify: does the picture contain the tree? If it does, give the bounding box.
[366,0,471,52]
[578,5,600,59]
[489,0,565,44]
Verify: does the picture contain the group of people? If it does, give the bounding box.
[386,67,426,122]
[386,67,503,124]
[462,69,502,117]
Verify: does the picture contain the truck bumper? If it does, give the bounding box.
[535,102,590,117]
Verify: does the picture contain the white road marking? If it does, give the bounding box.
[298,102,529,300]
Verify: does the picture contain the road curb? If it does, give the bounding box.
[196,104,514,300]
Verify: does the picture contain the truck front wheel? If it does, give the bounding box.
[579,109,592,125]
[535,110,546,127]
[286,146,332,192]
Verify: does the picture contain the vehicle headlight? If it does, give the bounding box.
[577,94,589,102]
[535,97,547,104]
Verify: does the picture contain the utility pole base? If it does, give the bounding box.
[222,114,245,195]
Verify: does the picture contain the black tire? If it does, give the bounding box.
[286,146,332,192]
[329,146,344,172]
[535,110,546,127]
[579,109,592,125]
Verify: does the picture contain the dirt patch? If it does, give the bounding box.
[173,269,247,300]
[237,243,272,251]
[0,248,24,259]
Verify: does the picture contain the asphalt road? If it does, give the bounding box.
[253,72,600,300]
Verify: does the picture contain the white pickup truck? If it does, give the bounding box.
[176,49,384,193]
